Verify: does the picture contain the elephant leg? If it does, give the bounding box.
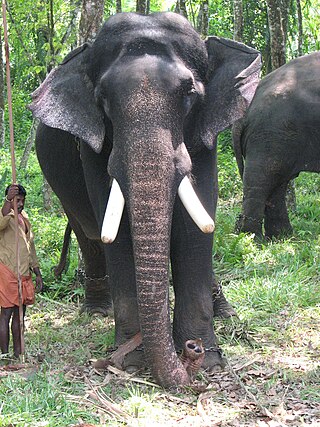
[171,150,226,372]
[264,182,293,238]
[171,214,225,372]
[104,209,144,371]
[212,273,237,318]
[240,160,270,238]
[66,212,112,316]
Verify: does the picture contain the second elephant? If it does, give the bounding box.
[233,52,320,239]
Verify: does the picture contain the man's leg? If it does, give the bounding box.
[0,307,14,354]
[11,305,26,358]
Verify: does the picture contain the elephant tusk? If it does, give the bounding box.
[178,176,215,233]
[101,179,125,244]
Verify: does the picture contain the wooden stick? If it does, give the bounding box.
[2,0,25,361]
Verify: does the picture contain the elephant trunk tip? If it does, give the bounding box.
[180,338,205,380]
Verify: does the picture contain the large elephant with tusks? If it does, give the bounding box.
[29,12,261,387]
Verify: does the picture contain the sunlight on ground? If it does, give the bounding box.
[274,354,318,372]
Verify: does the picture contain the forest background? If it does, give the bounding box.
[0,1,319,426]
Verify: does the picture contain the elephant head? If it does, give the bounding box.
[29,12,261,387]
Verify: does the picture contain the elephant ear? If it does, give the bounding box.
[29,44,105,153]
[196,36,261,149]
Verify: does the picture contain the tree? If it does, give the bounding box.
[175,0,188,19]
[136,0,147,14]
[116,0,122,13]
[233,0,243,41]
[266,0,286,70]
[296,0,303,56]
[79,0,105,44]
[198,0,209,37]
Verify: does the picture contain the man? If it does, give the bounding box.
[0,184,43,358]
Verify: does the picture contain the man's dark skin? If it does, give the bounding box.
[0,184,43,358]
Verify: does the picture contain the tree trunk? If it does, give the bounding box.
[47,0,55,72]
[279,0,290,46]
[116,0,122,13]
[19,119,39,170]
[79,0,105,44]
[296,0,303,56]
[266,0,286,70]
[198,0,209,38]
[233,0,243,41]
[136,0,147,15]
[175,0,188,19]
[0,31,4,148]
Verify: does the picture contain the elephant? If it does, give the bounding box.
[29,12,261,387]
[233,52,320,239]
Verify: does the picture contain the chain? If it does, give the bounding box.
[240,214,263,225]
[205,346,223,355]
[212,282,222,302]
[77,268,109,282]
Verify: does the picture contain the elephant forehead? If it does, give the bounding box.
[94,12,208,81]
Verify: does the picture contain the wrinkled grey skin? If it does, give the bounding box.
[233,52,320,239]
[30,12,261,387]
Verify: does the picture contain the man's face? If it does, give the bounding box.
[16,195,25,214]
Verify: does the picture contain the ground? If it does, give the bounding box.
[0,296,319,427]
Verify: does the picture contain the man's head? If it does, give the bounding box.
[5,184,27,213]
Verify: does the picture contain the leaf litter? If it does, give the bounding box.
[1,298,319,426]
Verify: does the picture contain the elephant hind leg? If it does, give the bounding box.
[212,276,237,318]
[264,182,293,239]
[66,213,112,317]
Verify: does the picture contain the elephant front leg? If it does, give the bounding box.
[171,204,225,373]
[240,161,270,239]
[104,209,144,372]
[264,182,293,238]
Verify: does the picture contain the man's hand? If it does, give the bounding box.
[33,267,44,293]
[5,184,20,202]
[35,275,44,293]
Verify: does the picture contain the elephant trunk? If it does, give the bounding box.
[126,140,190,387]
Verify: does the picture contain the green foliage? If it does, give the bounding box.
[217,130,242,201]
[208,0,233,38]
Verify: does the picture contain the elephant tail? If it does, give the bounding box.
[52,221,73,278]
[232,118,245,180]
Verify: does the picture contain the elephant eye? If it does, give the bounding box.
[187,87,196,96]
[180,78,196,97]
[181,81,198,115]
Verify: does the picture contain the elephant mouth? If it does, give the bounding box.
[101,175,215,244]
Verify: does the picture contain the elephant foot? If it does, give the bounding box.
[122,349,146,374]
[213,290,237,318]
[202,347,226,373]
[265,224,293,240]
[79,301,113,317]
